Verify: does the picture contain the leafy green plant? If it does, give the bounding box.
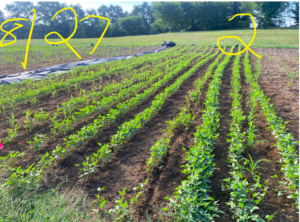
[74,156,98,181]
[5,123,20,144]
[109,187,130,221]
[27,134,48,153]
[91,187,108,217]
[244,50,299,211]
[29,98,39,105]
[33,109,47,124]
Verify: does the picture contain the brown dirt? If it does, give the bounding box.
[250,48,299,141]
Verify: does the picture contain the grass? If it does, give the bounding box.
[2,28,299,48]
[0,178,90,222]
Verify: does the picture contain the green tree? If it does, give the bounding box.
[132,2,154,33]
[192,2,229,30]
[227,2,252,28]
[83,8,100,38]
[118,16,147,36]
[291,1,299,26]
[150,18,168,34]
[97,4,126,37]
[152,2,184,32]
[255,2,289,29]
[4,2,35,39]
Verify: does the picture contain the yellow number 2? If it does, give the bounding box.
[44,7,81,59]
[217,13,261,59]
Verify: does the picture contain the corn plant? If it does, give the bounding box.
[244,153,271,178]
[7,113,19,128]
[23,109,32,132]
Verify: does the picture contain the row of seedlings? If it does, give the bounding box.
[222,48,269,221]
[243,51,299,211]
[164,46,234,221]
[74,48,220,179]
[0,47,214,192]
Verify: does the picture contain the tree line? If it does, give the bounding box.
[0,1,298,39]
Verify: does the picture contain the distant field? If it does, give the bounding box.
[2,28,299,48]
[0,28,298,75]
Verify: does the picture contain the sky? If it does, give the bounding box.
[0,1,145,15]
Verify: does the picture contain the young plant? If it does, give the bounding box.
[243,153,271,178]
[109,187,130,221]
[51,144,69,164]
[33,109,48,124]
[27,134,48,153]
[23,109,32,132]
[91,187,108,218]
[7,113,19,128]
[5,123,20,144]
[74,156,98,181]
[246,121,258,149]
[29,97,39,105]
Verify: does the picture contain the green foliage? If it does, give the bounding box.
[27,134,48,152]
[118,16,147,35]
[152,2,184,32]
[255,2,289,29]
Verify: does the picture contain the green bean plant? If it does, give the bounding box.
[27,134,48,153]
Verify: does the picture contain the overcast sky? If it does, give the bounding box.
[0,0,145,15]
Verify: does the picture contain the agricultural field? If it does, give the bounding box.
[0,28,298,76]
[0,44,298,222]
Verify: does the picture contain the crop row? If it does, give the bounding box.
[165,46,234,221]
[3,47,205,144]
[1,47,215,191]
[145,48,223,171]
[0,45,182,95]
[61,47,211,153]
[0,46,187,112]
[244,51,299,210]
[75,48,218,178]
[222,48,269,221]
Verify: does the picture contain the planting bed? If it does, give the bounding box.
[0,45,298,222]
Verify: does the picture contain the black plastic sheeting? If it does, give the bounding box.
[0,46,167,85]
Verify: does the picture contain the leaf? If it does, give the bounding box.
[162,207,168,211]
[100,200,106,208]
